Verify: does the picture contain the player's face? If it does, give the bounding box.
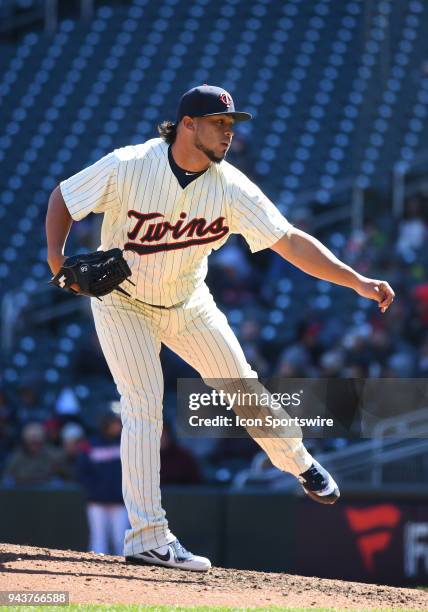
[192,115,235,163]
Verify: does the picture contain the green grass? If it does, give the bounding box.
[0,606,423,612]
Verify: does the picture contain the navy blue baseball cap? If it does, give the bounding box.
[176,85,252,123]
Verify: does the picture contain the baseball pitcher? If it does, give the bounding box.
[46,85,395,571]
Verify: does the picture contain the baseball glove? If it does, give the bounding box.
[50,248,134,299]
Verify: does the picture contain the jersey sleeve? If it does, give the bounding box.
[231,175,292,253]
[60,151,120,221]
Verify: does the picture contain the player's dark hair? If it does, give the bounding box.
[157,120,177,145]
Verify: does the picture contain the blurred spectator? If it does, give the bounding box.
[43,416,63,448]
[276,343,314,377]
[61,422,88,478]
[209,240,254,306]
[413,284,428,327]
[383,351,416,378]
[396,198,427,260]
[160,422,202,485]
[2,422,68,486]
[319,348,345,377]
[14,382,47,422]
[341,328,373,373]
[75,412,128,555]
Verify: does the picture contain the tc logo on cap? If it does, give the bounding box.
[220,92,232,108]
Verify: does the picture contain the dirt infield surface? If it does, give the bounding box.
[0,544,427,610]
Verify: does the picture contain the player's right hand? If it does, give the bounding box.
[354,277,395,313]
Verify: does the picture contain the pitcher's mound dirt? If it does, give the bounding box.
[0,543,427,609]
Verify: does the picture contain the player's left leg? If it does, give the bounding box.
[91,294,174,555]
[163,284,339,503]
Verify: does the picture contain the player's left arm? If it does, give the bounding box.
[270,226,395,313]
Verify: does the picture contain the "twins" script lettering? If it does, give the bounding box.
[124,210,229,255]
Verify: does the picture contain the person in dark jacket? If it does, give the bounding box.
[76,412,128,555]
[160,422,202,485]
[2,422,68,486]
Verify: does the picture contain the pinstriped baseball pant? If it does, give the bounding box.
[91,284,313,556]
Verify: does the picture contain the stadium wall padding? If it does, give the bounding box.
[1,486,427,586]
[0,486,88,551]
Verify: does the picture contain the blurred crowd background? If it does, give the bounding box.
[0,0,427,554]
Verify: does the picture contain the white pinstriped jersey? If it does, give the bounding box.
[60,138,291,307]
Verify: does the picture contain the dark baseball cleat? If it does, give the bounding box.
[125,538,211,572]
[298,460,340,505]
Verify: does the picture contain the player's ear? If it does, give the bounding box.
[182,116,195,131]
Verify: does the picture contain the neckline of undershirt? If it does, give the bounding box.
[167,145,209,189]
